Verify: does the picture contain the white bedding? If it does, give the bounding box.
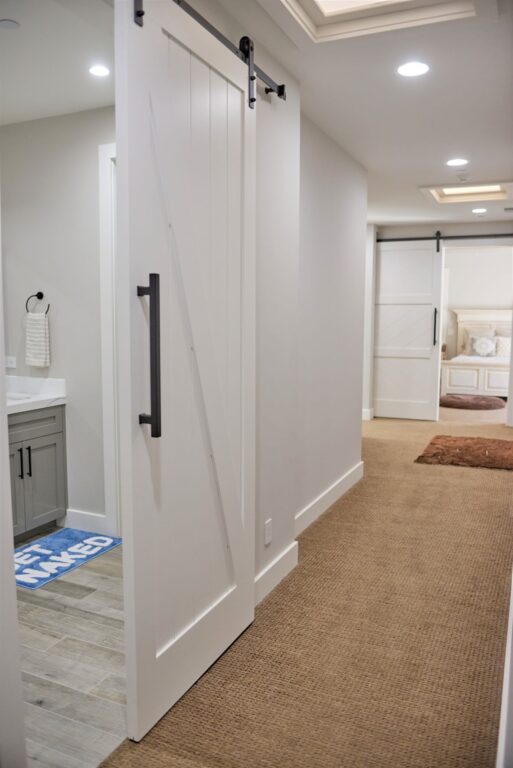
[446,355,510,366]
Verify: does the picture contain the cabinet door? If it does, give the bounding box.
[9,441,25,537]
[23,434,66,531]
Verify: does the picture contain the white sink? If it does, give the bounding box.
[5,376,66,414]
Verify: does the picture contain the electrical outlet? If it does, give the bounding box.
[264,518,272,547]
[5,356,16,369]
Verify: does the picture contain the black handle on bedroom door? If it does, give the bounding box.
[433,307,438,346]
[137,273,162,438]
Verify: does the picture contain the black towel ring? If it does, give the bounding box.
[26,292,50,315]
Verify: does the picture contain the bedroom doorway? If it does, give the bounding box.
[368,236,513,425]
[440,244,513,426]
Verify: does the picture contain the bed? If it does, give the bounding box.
[441,309,512,398]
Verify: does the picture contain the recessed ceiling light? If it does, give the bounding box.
[472,208,487,214]
[89,64,110,78]
[446,158,468,167]
[397,61,429,77]
[0,18,20,30]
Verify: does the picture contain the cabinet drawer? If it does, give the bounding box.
[8,406,64,444]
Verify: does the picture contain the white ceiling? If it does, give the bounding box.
[0,0,114,126]
[250,0,513,224]
[0,0,511,226]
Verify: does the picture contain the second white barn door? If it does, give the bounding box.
[374,241,442,420]
[116,0,256,741]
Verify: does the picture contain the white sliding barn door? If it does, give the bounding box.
[374,241,442,420]
[115,0,255,740]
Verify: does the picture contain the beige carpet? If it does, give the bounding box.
[440,406,507,425]
[103,417,513,768]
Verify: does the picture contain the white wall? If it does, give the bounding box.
[443,246,513,357]
[254,57,301,581]
[0,106,115,527]
[378,222,513,240]
[296,115,366,535]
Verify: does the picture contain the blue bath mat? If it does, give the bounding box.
[15,528,121,590]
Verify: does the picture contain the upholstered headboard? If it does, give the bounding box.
[454,308,513,354]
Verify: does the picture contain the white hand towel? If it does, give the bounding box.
[26,312,50,367]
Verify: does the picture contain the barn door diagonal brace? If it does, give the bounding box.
[133,0,287,108]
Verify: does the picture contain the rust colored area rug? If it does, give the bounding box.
[440,394,506,410]
[416,434,513,470]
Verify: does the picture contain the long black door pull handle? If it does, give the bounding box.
[433,307,438,346]
[27,446,32,477]
[137,273,162,438]
[18,448,24,479]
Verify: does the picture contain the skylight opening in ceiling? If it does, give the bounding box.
[284,0,480,42]
[313,0,416,15]
[422,182,513,205]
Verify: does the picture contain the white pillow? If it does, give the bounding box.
[496,336,511,357]
[462,327,494,354]
[469,334,496,357]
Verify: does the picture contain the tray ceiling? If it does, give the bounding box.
[277,0,490,41]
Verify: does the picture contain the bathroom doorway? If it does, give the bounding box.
[0,0,127,764]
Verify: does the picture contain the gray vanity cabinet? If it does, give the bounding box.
[8,406,67,539]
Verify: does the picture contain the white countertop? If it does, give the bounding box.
[6,376,66,415]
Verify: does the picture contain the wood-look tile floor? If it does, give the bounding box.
[16,543,126,768]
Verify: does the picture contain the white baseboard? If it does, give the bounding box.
[362,408,374,421]
[254,541,298,605]
[64,508,119,537]
[374,398,435,420]
[294,461,364,537]
[496,568,513,768]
